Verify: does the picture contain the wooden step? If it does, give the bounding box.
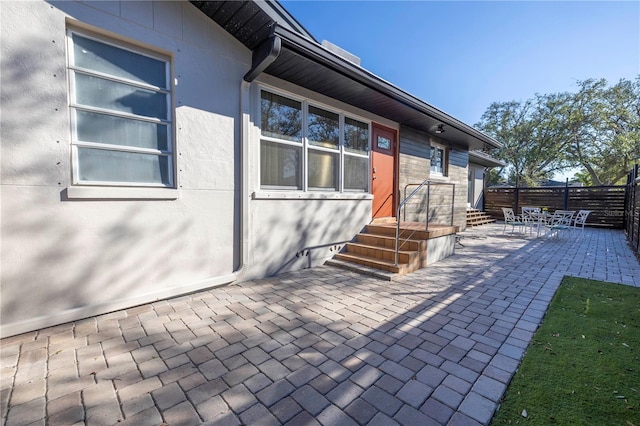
[344,242,416,264]
[333,252,417,275]
[324,259,398,281]
[466,209,496,227]
[327,221,457,278]
[365,224,458,240]
[355,233,423,251]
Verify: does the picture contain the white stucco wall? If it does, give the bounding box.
[0,1,249,336]
[1,0,387,337]
[242,75,393,280]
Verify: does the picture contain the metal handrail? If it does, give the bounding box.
[395,180,456,265]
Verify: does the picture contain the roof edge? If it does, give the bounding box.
[273,25,503,149]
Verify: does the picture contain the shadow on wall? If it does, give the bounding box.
[252,198,369,277]
[0,193,211,326]
[1,33,212,328]
[401,186,455,225]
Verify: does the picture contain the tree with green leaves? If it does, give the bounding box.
[563,78,640,185]
[475,95,569,187]
[476,76,639,186]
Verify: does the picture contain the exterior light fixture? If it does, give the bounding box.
[435,124,445,134]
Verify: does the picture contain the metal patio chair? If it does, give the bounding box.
[544,210,575,238]
[521,206,541,235]
[502,207,526,235]
[572,210,591,237]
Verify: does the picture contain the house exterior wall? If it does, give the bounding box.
[0,0,249,336]
[243,74,396,280]
[0,0,477,337]
[398,127,469,230]
[0,1,394,336]
[469,164,486,209]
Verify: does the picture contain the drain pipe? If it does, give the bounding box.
[244,34,282,82]
[235,32,282,279]
[234,80,251,280]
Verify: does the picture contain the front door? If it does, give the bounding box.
[371,123,397,218]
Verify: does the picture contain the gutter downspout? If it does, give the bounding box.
[244,34,282,82]
[235,33,282,280]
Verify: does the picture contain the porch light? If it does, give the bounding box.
[435,124,445,134]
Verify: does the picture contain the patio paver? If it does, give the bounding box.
[1,224,639,425]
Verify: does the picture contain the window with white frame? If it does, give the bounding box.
[430,143,447,176]
[260,89,370,192]
[68,30,173,187]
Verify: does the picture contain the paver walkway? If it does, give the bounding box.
[1,225,639,425]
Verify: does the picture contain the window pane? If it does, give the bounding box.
[308,106,339,149]
[260,140,301,188]
[261,91,302,142]
[77,148,170,185]
[75,74,168,119]
[73,33,166,88]
[344,155,368,191]
[344,117,369,154]
[431,147,444,174]
[76,110,168,151]
[308,149,338,190]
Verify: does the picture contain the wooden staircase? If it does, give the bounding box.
[325,220,458,280]
[466,208,495,227]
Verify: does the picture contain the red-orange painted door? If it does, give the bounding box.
[371,123,397,218]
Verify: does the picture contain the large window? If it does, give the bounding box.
[260,89,370,192]
[68,30,173,187]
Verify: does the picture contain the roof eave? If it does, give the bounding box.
[273,25,502,149]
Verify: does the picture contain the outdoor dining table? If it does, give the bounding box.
[530,211,553,237]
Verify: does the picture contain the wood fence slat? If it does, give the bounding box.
[486,185,626,228]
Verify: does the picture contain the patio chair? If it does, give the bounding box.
[521,207,541,235]
[502,207,526,235]
[544,210,575,238]
[572,210,591,237]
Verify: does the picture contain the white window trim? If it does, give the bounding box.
[66,186,179,200]
[67,28,175,189]
[258,85,371,194]
[430,142,448,177]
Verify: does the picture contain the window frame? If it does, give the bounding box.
[430,142,448,177]
[258,86,371,193]
[67,28,174,188]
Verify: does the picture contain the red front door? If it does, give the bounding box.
[371,123,397,219]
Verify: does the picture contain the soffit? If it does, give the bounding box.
[190,0,502,151]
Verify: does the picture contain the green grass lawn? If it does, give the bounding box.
[491,277,640,425]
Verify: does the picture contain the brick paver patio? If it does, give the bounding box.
[2,224,639,425]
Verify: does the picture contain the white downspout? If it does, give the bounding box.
[234,80,251,280]
[234,34,281,280]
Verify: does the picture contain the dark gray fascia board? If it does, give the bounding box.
[273,25,503,149]
[469,150,506,168]
[258,0,317,41]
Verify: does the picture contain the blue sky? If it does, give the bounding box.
[280,1,639,179]
[281,0,639,127]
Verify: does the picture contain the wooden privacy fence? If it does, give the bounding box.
[625,164,640,255]
[485,185,626,228]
